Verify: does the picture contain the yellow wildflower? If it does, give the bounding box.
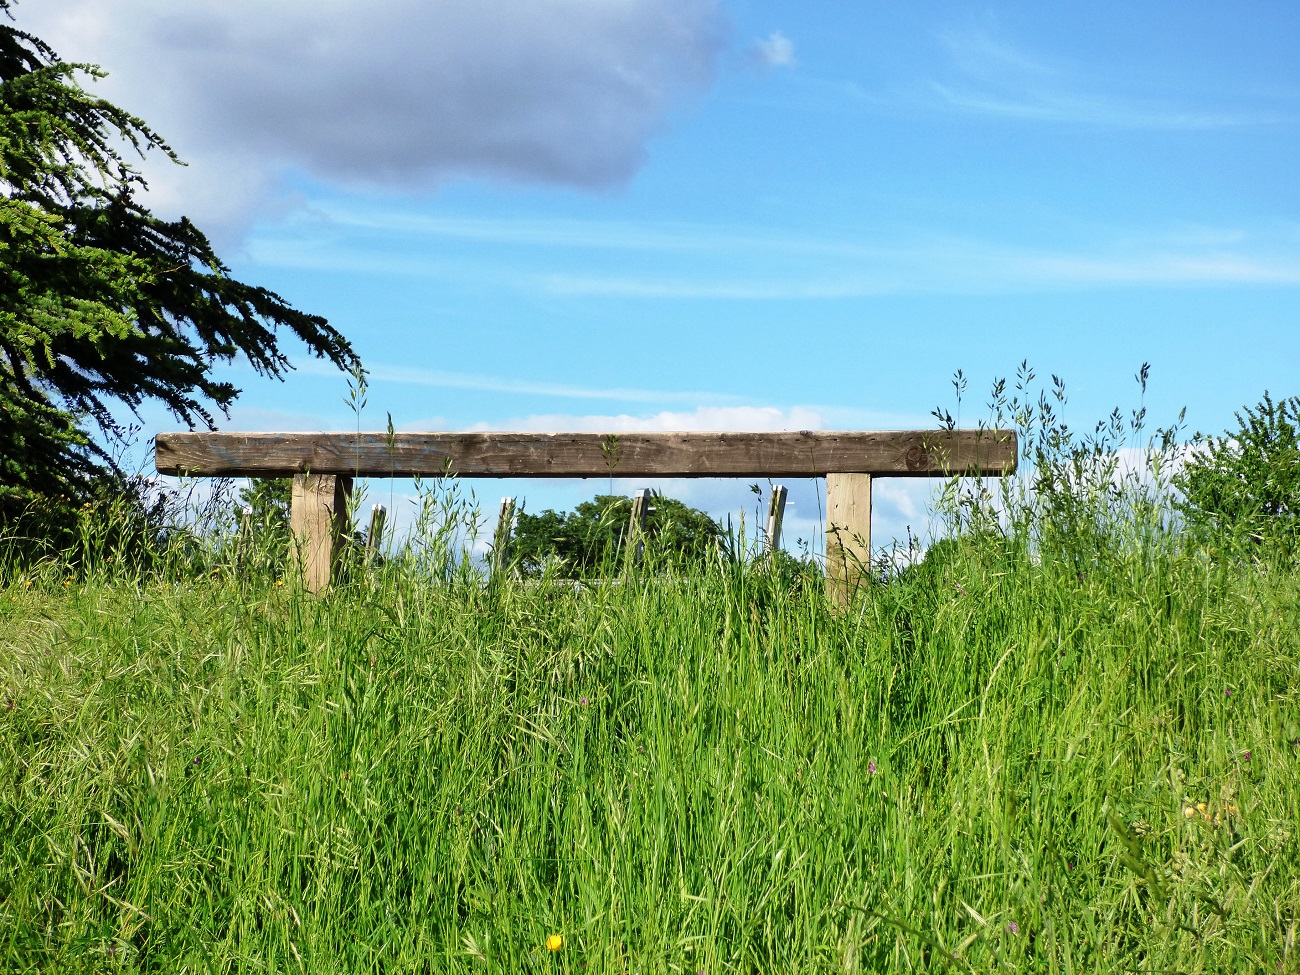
[545,934,563,952]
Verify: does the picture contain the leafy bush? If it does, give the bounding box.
[510,492,722,577]
[1175,392,1300,552]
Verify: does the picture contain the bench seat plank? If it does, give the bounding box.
[155,429,1016,479]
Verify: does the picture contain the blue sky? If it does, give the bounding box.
[22,0,1300,552]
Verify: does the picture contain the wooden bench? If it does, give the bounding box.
[155,428,1016,603]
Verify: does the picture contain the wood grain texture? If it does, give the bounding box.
[825,472,872,608]
[290,474,351,594]
[155,429,1017,479]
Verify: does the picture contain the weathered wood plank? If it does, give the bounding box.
[156,429,1016,479]
[825,472,872,607]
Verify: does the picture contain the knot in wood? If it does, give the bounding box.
[904,443,928,471]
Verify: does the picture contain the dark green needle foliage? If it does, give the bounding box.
[0,0,357,541]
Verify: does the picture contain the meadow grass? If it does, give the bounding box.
[1,521,1297,973]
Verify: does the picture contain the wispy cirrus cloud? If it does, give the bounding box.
[927,27,1291,129]
[929,81,1288,129]
[291,358,739,406]
[530,229,1300,298]
[254,204,1300,297]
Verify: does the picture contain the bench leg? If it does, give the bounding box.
[291,474,352,593]
[826,473,872,607]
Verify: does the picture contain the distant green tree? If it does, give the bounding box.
[239,477,291,531]
[1175,392,1300,552]
[0,0,357,538]
[511,492,722,577]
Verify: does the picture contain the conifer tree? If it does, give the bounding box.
[0,0,358,527]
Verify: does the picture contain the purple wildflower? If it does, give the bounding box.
[868,761,877,774]
[1007,921,1018,934]
[1243,751,1252,762]
[580,696,589,706]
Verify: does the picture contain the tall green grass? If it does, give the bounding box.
[2,524,1297,972]
[2,369,1299,972]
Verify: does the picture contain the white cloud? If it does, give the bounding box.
[750,31,795,70]
[16,0,726,242]
[293,359,737,406]
[936,27,1052,80]
[929,82,1286,130]
[929,27,1289,130]
[535,232,1300,298]
[217,406,344,433]
[246,204,1300,296]
[462,404,825,432]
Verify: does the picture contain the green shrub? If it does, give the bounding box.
[510,492,722,577]
[1176,392,1300,553]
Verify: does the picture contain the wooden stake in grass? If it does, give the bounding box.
[825,473,871,607]
[290,474,352,593]
[765,485,789,553]
[627,489,651,569]
[366,504,387,560]
[235,505,254,567]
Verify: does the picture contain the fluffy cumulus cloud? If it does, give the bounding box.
[16,0,726,238]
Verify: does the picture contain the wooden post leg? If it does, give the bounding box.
[291,474,352,593]
[826,473,872,607]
